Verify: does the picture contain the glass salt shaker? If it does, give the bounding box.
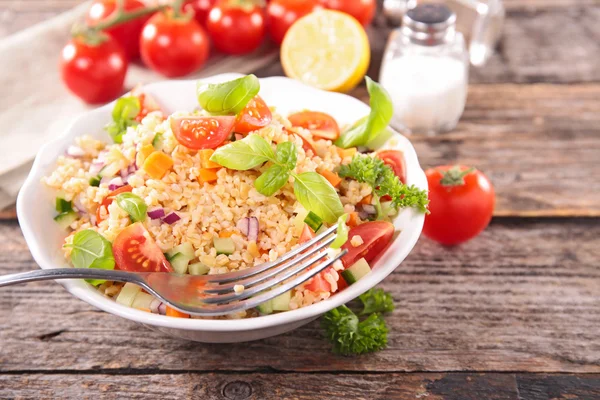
[380,4,469,135]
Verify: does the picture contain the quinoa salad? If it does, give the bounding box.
[43,75,428,319]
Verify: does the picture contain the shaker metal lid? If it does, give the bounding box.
[402,3,456,45]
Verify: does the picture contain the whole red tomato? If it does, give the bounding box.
[184,0,217,26]
[266,0,321,45]
[60,35,128,104]
[86,0,150,59]
[423,166,495,246]
[206,0,266,55]
[140,11,210,78]
[319,0,376,26]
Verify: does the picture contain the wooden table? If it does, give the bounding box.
[1,1,599,398]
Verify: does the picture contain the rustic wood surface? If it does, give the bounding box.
[1,0,599,399]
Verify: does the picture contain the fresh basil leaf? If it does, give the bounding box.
[69,229,115,286]
[275,142,297,170]
[293,172,344,224]
[105,96,141,144]
[330,214,349,249]
[210,135,273,170]
[115,192,147,222]
[335,77,393,148]
[255,165,290,196]
[197,74,260,116]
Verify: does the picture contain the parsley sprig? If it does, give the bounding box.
[321,288,395,356]
[338,155,429,214]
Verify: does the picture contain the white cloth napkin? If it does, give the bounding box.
[0,3,278,209]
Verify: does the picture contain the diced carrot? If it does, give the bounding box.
[199,149,221,169]
[136,144,155,167]
[247,241,261,258]
[219,230,235,238]
[336,146,357,159]
[347,212,360,227]
[165,306,190,318]
[198,168,219,184]
[143,152,173,180]
[359,194,372,205]
[319,169,342,188]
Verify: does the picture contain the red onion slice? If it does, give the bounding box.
[362,204,377,215]
[148,208,166,220]
[248,217,259,242]
[236,217,250,236]
[72,196,86,214]
[108,177,124,191]
[163,212,181,224]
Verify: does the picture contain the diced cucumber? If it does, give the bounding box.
[304,211,323,232]
[89,176,101,187]
[132,292,155,311]
[169,253,190,274]
[189,262,210,276]
[167,243,195,260]
[341,258,371,285]
[99,163,120,178]
[116,283,142,307]
[293,207,309,236]
[256,299,273,315]
[272,290,291,311]
[152,133,164,150]
[55,198,72,213]
[213,237,235,255]
[54,211,78,230]
[380,201,399,218]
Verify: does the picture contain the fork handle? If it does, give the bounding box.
[0,268,139,288]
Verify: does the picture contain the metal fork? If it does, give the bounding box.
[0,225,346,316]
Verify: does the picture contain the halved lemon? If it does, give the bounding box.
[281,10,371,93]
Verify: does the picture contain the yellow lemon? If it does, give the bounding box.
[281,10,371,93]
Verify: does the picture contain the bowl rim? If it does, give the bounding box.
[17,74,427,332]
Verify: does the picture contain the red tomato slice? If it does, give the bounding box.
[288,111,340,140]
[288,127,317,155]
[234,96,272,134]
[299,224,316,244]
[377,150,407,184]
[171,116,235,150]
[113,222,172,273]
[131,88,162,122]
[96,185,132,225]
[341,221,395,267]
[298,224,335,293]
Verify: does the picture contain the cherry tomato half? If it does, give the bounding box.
[206,1,266,55]
[86,0,150,59]
[287,127,317,155]
[377,150,407,184]
[288,111,340,141]
[113,223,173,273]
[234,96,273,134]
[171,116,236,150]
[266,0,322,45]
[298,224,334,293]
[140,11,210,78]
[341,221,395,267]
[184,0,217,26]
[319,0,376,26]
[423,166,495,246]
[95,185,132,225]
[61,36,128,104]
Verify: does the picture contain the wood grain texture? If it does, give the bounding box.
[1,219,598,373]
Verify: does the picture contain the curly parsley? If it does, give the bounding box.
[359,288,395,315]
[338,155,429,213]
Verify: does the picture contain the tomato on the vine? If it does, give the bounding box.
[206,0,266,55]
[319,0,376,26]
[171,115,236,150]
[184,0,217,26]
[140,10,210,78]
[234,96,272,134]
[266,0,321,45]
[61,35,128,104]
[423,166,495,246]
[86,0,150,59]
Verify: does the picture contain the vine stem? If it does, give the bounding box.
[88,2,166,32]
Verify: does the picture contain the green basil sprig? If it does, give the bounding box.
[197,74,260,115]
[67,230,115,286]
[115,192,147,222]
[105,96,141,144]
[335,77,393,149]
[210,135,344,223]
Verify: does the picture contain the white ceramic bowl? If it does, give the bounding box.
[17,73,427,343]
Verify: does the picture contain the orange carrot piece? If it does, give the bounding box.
[199,149,221,169]
[319,169,342,188]
[347,212,360,227]
[219,230,235,238]
[359,194,373,205]
[166,306,190,318]
[336,146,357,159]
[198,168,219,184]
[142,152,173,180]
[136,144,155,167]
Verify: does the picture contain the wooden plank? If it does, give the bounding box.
[1,219,598,373]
